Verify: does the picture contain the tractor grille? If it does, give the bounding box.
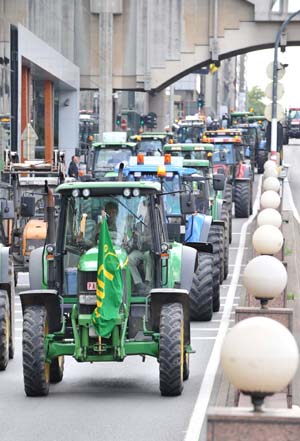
[78,270,97,314]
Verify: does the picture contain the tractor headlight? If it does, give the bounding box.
[72,189,80,198]
[82,188,90,198]
[123,188,131,198]
[132,188,140,197]
[46,244,54,254]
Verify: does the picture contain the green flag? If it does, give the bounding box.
[91,215,123,338]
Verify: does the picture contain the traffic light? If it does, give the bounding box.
[140,114,145,127]
[116,114,122,126]
[198,98,205,109]
[145,112,157,129]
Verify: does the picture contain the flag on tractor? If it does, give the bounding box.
[92,215,123,338]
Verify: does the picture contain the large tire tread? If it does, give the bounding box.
[159,303,184,396]
[0,290,10,371]
[189,253,213,321]
[235,182,251,218]
[22,305,50,396]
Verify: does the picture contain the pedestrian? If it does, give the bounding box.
[68,155,79,179]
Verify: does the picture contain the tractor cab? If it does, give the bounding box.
[229,111,254,127]
[92,141,138,179]
[202,129,253,218]
[130,131,175,156]
[175,119,205,143]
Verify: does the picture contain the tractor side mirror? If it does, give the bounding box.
[20,196,35,217]
[213,173,225,192]
[180,191,195,214]
[1,200,15,219]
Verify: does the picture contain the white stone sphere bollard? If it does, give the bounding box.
[262,176,280,193]
[260,190,280,209]
[264,167,278,178]
[264,160,277,171]
[252,224,283,255]
[243,255,287,299]
[257,208,282,228]
[221,317,299,394]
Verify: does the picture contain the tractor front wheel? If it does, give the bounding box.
[189,252,213,321]
[159,303,184,396]
[22,305,50,396]
[0,290,10,371]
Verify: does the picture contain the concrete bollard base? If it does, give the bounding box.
[207,407,300,441]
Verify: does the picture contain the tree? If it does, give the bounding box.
[247,86,266,115]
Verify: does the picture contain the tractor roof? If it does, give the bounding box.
[92,142,137,149]
[56,181,161,193]
[130,133,171,141]
[164,143,214,151]
[183,159,210,168]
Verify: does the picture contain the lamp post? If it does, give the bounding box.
[271,9,300,157]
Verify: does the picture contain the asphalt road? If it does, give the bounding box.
[0,183,259,441]
[283,141,300,214]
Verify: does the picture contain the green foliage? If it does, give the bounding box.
[247,86,266,115]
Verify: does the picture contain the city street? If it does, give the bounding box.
[0,180,260,441]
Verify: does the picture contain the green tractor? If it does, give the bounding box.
[164,142,232,244]
[180,160,230,284]
[20,181,197,397]
[0,183,15,371]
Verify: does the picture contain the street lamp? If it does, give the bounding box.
[271,9,300,157]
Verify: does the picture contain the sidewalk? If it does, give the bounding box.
[211,182,300,410]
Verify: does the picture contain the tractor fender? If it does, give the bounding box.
[215,198,224,221]
[150,288,190,344]
[19,289,62,333]
[199,215,212,242]
[180,245,198,293]
[0,245,11,285]
[29,247,44,290]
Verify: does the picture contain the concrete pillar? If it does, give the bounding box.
[98,7,113,135]
[148,90,168,130]
[59,90,79,166]
[44,80,54,163]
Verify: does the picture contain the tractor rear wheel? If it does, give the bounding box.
[22,305,50,396]
[190,252,213,321]
[234,182,251,218]
[0,290,10,371]
[208,226,224,312]
[257,150,266,174]
[50,356,64,383]
[221,210,230,281]
[159,303,184,396]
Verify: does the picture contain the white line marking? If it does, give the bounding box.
[212,319,234,323]
[229,264,246,267]
[232,232,251,235]
[184,176,261,441]
[191,328,219,332]
[192,337,216,341]
[221,284,242,288]
[229,247,249,250]
[284,178,300,223]
[15,319,23,322]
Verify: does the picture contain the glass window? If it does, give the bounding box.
[93,148,133,169]
[213,144,234,164]
[137,140,163,155]
[64,194,153,250]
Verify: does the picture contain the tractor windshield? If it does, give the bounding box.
[137,140,163,155]
[171,150,209,160]
[93,148,133,170]
[213,144,234,164]
[177,126,203,143]
[65,194,152,250]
